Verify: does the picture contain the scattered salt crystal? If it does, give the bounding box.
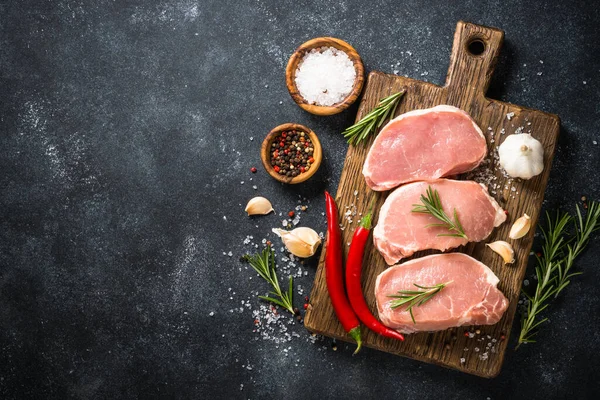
[252,185,257,190]
[249,136,253,141]
[223,215,227,221]
[282,219,287,227]
[593,141,597,145]
[539,60,544,64]
[295,47,356,106]
[583,81,587,85]
[506,112,515,121]
[537,72,543,76]
[240,181,244,184]
[460,357,466,364]
[354,190,358,196]
[227,251,233,257]
[209,311,214,316]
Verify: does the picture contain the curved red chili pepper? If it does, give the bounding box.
[345,206,405,342]
[324,191,362,354]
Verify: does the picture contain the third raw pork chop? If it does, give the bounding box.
[363,105,487,191]
[374,179,506,265]
[375,253,509,334]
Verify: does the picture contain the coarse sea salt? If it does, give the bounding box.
[295,47,356,106]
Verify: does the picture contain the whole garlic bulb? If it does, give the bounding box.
[272,227,321,258]
[498,134,544,179]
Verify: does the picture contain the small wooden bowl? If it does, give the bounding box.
[285,37,365,116]
[261,123,322,184]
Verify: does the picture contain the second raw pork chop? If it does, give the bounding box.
[363,105,487,191]
[373,179,506,265]
[375,253,509,334]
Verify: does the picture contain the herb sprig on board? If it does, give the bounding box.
[342,90,405,145]
[518,201,600,347]
[388,281,451,324]
[243,246,296,315]
[412,186,468,240]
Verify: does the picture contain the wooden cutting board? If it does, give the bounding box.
[304,21,560,378]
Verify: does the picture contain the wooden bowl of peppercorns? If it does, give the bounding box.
[260,123,322,184]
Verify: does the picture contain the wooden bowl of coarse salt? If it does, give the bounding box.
[286,37,364,116]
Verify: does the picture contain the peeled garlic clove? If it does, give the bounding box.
[272,227,321,258]
[509,213,531,239]
[245,197,274,216]
[486,241,515,264]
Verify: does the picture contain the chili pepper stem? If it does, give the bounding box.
[359,197,377,229]
[349,327,363,355]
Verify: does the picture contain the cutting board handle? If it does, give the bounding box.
[445,21,504,97]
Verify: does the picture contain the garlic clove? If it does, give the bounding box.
[486,241,515,264]
[509,213,531,239]
[245,197,274,216]
[272,227,321,258]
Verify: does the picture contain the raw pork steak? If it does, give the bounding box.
[363,105,487,191]
[374,179,505,265]
[375,253,509,334]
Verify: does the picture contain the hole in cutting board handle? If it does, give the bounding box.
[467,38,486,56]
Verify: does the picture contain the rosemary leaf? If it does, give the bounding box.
[388,281,451,324]
[342,90,405,145]
[243,246,296,315]
[517,201,600,348]
[412,186,468,239]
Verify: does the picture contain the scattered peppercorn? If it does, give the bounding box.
[270,130,314,177]
[250,167,257,173]
[288,211,295,218]
[464,331,470,337]
[303,303,308,309]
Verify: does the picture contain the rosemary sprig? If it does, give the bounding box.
[243,246,295,315]
[412,186,468,240]
[555,202,600,295]
[342,90,405,145]
[518,201,600,348]
[388,281,451,324]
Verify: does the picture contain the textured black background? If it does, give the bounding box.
[1,0,599,399]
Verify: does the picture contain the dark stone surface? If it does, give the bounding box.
[1,0,599,398]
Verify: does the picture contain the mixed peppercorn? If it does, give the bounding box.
[270,130,315,177]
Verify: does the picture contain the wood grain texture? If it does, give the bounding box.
[303,21,560,378]
[260,123,322,184]
[285,37,365,116]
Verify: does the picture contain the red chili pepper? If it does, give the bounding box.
[345,204,405,342]
[324,191,362,354]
